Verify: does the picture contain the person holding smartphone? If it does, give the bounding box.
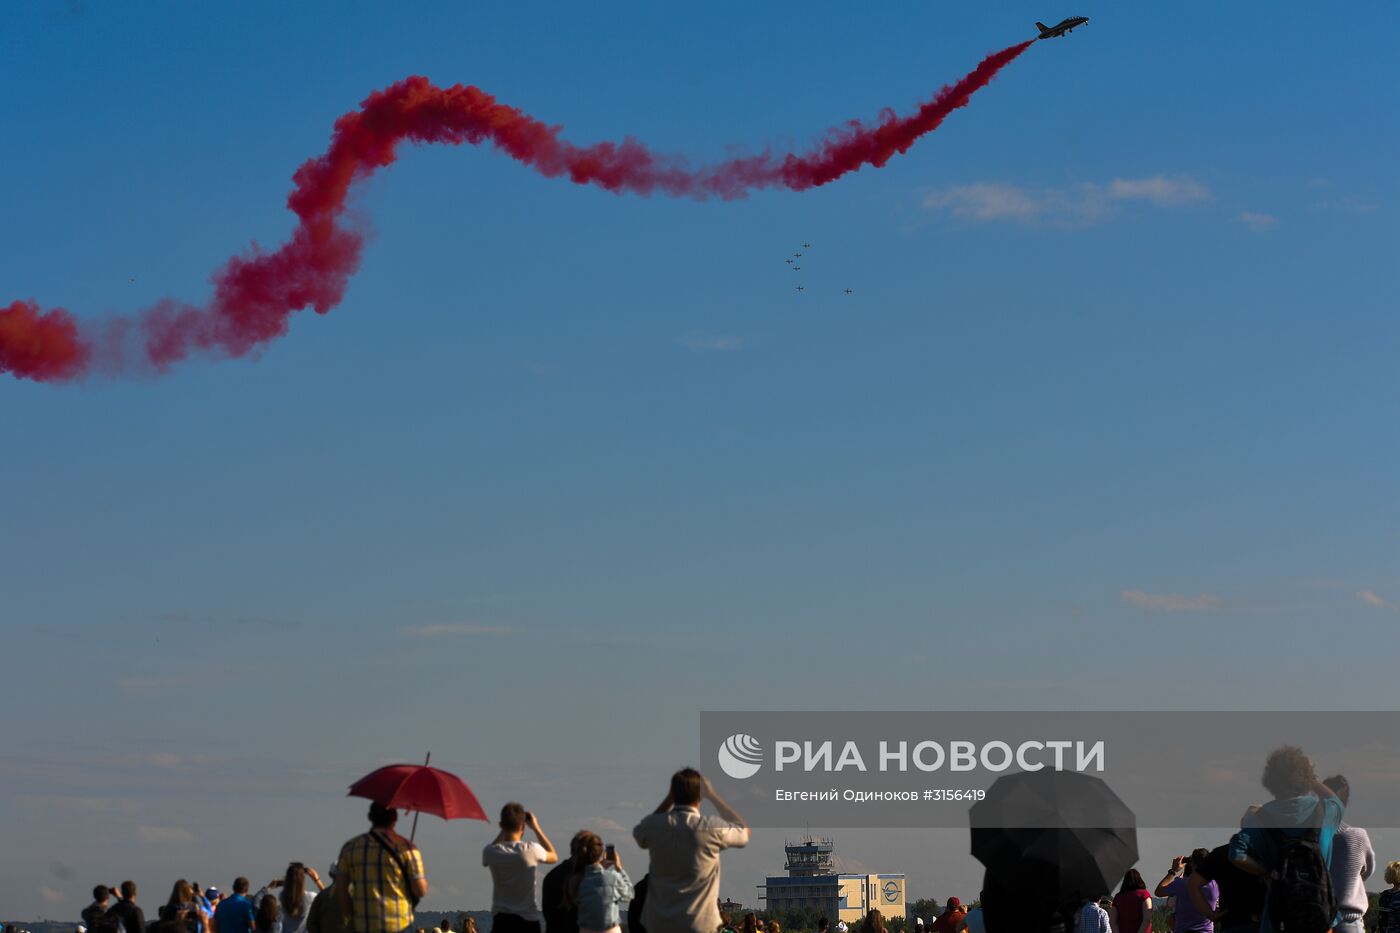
[568,832,632,933]
[1154,852,1216,933]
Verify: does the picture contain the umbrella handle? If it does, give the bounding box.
[410,752,430,842]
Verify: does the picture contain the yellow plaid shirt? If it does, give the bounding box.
[337,831,426,933]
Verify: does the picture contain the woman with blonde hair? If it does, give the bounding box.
[1377,861,1400,933]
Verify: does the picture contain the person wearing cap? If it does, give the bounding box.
[931,899,966,933]
[955,895,985,933]
[336,802,428,933]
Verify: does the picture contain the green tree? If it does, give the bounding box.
[907,900,942,925]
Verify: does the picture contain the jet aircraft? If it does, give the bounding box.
[1036,16,1088,38]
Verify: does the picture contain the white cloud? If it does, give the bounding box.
[1106,175,1212,206]
[679,333,746,352]
[1238,211,1279,232]
[136,825,199,844]
[144,752,186,769]
[1121,589,1223,612]
[1199,764,1245,787]
[922,183,1044,220]
[923,175,1211,226]
[41,886,67,903]
[402,623,513,638]
[576,816,628,833]
[1358,590,1394,610]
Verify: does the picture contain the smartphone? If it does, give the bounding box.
[606,844,616,860]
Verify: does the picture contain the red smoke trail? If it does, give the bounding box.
[1,40,1033,383]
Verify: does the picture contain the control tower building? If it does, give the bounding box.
[760,836,906,925]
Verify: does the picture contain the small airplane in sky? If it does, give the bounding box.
[843,288,853,295]
[794,252,803,258]
[796,285,805,292]
[1036,16,1088,39]
[785,258,794,264]
[793,266,801,271]
[803,243,812,248]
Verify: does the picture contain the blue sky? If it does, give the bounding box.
[2,0,1398,920]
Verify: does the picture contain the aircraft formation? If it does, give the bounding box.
[778,16,1091,300]
[785,243,854,296]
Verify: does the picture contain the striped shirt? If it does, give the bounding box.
[337,831,426,933]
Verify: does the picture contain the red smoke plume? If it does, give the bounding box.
[1,41,1032,383]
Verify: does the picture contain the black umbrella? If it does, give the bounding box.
[970,770,1138,933]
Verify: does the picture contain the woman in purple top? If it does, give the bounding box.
[1153,850,1216,933]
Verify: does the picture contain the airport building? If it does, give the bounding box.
[760,836,906,924]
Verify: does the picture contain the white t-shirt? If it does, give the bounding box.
[483,840,551,921]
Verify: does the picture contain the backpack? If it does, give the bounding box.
[85,904,122,933]
[1266,824,1336,933]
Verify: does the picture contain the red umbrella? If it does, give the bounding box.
[349,754,488,838]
